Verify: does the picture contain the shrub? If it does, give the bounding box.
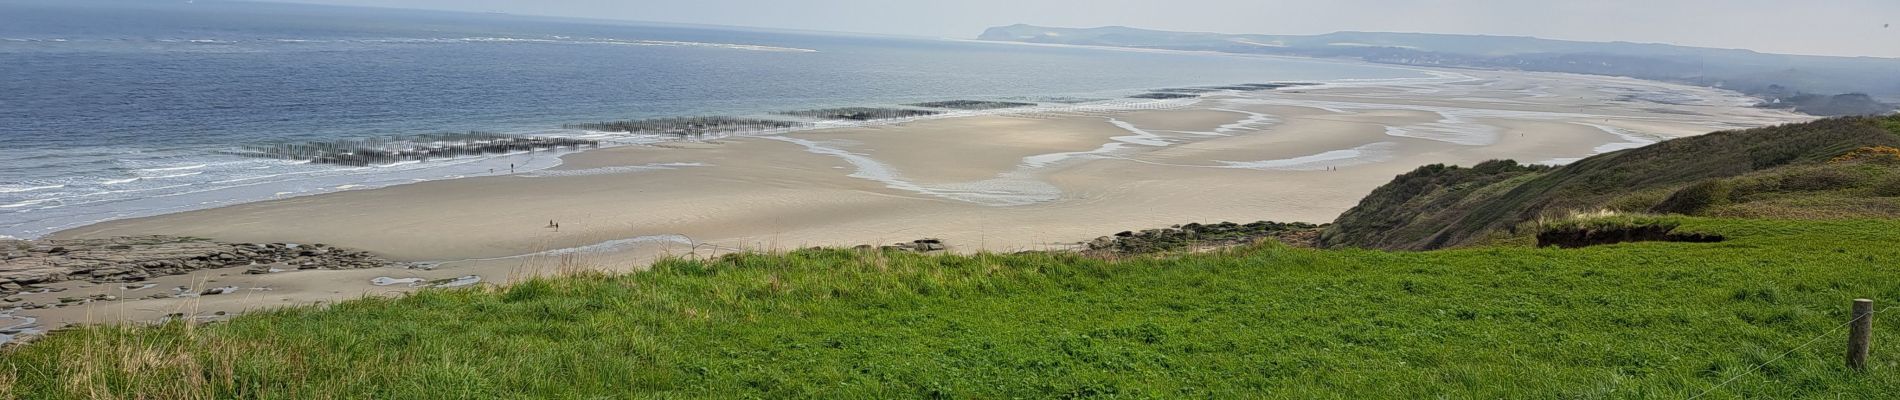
[1878,116,1900,135]
[1604,190,1669,213]
[1829,146,1900,163]
[1650,180,1733,215]
[1776,168,1863,192]
[1875,176,1900,197]
[1724,176,1779,200]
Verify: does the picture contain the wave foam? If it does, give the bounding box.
[0,184,64,194]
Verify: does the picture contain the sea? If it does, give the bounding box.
[0,0,1432,239]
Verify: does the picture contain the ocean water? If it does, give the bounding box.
[0,0,1428,239]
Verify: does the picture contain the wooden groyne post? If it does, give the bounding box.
[1849,298,1873,371]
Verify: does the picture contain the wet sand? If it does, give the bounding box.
[19,68,1810,331]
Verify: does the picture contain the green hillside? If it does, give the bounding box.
[1323,115,1900,250]
[4,217,1898,398]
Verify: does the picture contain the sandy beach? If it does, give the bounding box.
[17,68,1810,330]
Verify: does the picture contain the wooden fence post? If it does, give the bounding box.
[1848,298,1873,371]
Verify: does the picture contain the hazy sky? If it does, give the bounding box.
[272,0,1900,58]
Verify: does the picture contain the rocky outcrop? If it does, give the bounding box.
[1087,221,1323,254]
[855,238,949,253]
[0,236,392,297]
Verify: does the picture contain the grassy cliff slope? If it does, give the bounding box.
[1323,115,1900,250]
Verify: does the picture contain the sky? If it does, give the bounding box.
[270,0,1900,58]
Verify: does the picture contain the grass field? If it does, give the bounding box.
[4,217,1898,398]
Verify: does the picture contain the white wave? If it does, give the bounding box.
[458,37,559,43]
[155,38,235,44]
[610,39,818,53]
[344,36,819,53]
[0,184,64,194]
[144,171,204,180]
[0,199,55,209]
[135,164,209,172]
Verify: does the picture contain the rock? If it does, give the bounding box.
[912,239,947,252]
[1,235,393,297]
[2,297,19,303]
[876,238,951,253]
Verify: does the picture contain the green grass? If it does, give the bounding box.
[5,218,1900,399]
[1535,212,1680,232]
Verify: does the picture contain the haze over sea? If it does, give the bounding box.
[0,0,1428,239]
